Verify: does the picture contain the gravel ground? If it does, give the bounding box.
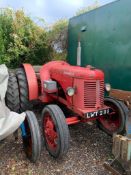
[0,117,115,175]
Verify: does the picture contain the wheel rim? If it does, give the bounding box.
[43,112,58,151]
[22,119,32,157]
[98,103,121,133]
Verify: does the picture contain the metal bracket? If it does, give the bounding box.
[103,161,122,175]
[20,123,26,137]
[126,109,131,138]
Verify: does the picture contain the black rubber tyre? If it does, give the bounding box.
[16,68,30,112]
[42,104,70,158]
[97,97,128,136]
[22,111,41,163]
[6,72,20,112]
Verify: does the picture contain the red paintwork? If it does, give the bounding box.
[39,61,107,119]
[43,112,58,150]
[98,105,120,133]
[40,61,69,102]
[22,64,38,100]
[20,60,121,135]
[21,60,121,134]
[66,117,80,125]
[24,61,118,128]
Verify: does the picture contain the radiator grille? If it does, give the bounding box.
[100,80,104,107]
[84,80,104,109]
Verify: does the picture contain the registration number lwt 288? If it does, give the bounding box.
[86,108,110,119]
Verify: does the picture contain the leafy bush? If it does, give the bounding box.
[0,3,99,68]
[75,1,99,16]
[0,9,53,68]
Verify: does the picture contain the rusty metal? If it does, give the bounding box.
[126,109,131,138]
[110,89,131,108]
[103,162,122,175]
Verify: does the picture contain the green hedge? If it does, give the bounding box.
[0,9,53,68]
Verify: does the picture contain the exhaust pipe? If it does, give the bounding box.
[77,41,81,66]
[77,25,87,66]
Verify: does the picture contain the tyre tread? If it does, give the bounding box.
[42,104,70,158]
[16,68,30,112]
[6,72,20,112]
[24,111,41,162]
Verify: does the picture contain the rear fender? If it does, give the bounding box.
[22,64,38,100]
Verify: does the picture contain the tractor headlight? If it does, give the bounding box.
[105,83,111,92]
[67,87,75,96]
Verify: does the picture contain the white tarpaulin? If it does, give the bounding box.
[0,64,25,141]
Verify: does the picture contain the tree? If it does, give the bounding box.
[0,3,100,68]
[0,8,53,68]
[47,19,68,60]
[75,1,99,16]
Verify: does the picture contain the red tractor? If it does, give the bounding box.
[14,61,126,158]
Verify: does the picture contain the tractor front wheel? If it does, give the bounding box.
[97,97,128,136]
[42,105,70,158]
[21,111,41,162]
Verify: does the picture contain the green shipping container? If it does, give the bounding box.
[68,0,131,94]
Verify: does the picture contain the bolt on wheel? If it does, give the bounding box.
[97,97,127,135]
[44,112,58,150]
[42,105,70,158]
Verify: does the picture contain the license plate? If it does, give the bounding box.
[86,108,110,119]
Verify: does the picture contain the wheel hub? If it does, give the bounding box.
[44,113,58,150]
[99,105,121,133]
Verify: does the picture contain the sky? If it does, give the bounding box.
[0,0,115,24]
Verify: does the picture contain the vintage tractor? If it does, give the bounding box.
[14,61,127,158]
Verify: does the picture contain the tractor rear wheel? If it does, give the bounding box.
[21,111,41,162]
[42,105,70,158]
[97,97,128,136]
[16,68,30,112]
[6,72,20,140]
[6,72,20,112]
